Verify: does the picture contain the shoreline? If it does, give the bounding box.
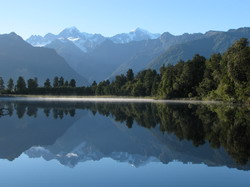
[0,94,222,104]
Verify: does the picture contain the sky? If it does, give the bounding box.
[0,0,250,39]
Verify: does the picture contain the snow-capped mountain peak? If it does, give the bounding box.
[26,35,50,47]
[58,26,82,38]
[66,26,80,33]
[130,27,148,33]
[131,27,161,39]
[26,26,161,51]
[110,27,160,44]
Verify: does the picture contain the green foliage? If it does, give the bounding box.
[196,54,222,97]
[207,38,250,102]
[27,78,38,89]
[69,79,76,87]
[64,80,69,87]
[158,55,206,99]
[58,77,64,87]
[131,81,145,96]
[0,39,248,102]
[44,78,51,88]
[95,80,110,95]
[16,76,26,92]
[53,77,59,88]
[126,69,134,82]
[0,77,4,92]
[7,78,14,91]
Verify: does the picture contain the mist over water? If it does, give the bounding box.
[0,96,221,104]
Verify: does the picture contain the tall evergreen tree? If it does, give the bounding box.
[27,78,38,89]
[44,78,51,88]
[7,78,14,91]
[53,76,59,88]
[16,76,26,92]
[196,54,222,97]
[58,76,64,87]
[64,80,69,87]
[126,69,134,81]
[213,38,250,101]
[69,79,76,87]
[0,77,4,91]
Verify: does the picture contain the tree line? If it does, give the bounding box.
[0,38,249,102]
[0,76,78,95]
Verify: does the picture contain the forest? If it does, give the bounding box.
[0,38,249,102]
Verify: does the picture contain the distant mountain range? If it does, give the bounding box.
[26,27,250,82]
[27,27,160,52]
[1,27,249,84]
[0,32,88,85]
[148,28,250,70]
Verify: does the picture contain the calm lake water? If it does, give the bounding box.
[0,97,249,187]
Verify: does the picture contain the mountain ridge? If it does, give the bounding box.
[26,27,161,52]
[17,27,250,83]
[0,32,88,85]
[149,27,250,69]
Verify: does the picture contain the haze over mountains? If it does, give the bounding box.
[0,27,249,84]
[0,32,87,85]
[26,27,250,83]
[27,27,160,52]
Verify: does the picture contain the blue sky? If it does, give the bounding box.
[0,0,250,39]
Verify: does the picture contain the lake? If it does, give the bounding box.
[0,97,249,187]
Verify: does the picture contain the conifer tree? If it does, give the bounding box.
[7,78,14,91]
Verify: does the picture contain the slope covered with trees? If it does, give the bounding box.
[41,27,250,82]
[149,27,250,70]
[0,33,88,85]
[0,39,249,102]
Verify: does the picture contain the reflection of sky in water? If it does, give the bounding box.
[0,100,249,186]
[0,154,249,187]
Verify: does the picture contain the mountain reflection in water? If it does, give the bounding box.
[0,100,249,170]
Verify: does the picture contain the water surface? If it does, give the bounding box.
[0,98,249,187]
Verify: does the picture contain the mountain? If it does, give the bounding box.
[25,35,50,47]
[0,33,88,85]
[27,27,106,52]
[71,32,204,82]
[109,32,204,79]
[71,39,155,82]
[26,27,250,82]
[46,38,86,69]
[110,28,160,44]
[57,27,106,52]
[26,27,204,82]
[26,27,160,53]
[149,27,250,69]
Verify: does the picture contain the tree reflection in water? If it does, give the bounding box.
[0,101,249,165]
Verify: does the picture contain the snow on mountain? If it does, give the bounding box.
[25,144,159,168]
[26,35,50,47]
[67,37,81,42]
[58,26,83,39]
[26,27,161,52]
[110,27,161,44]
[73,34,106,52]
[26,27,106,52]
